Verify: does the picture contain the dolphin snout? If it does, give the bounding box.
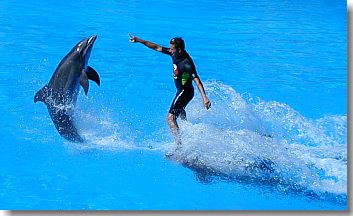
[88,35,97,45]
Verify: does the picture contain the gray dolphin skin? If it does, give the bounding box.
[34,35,100,142]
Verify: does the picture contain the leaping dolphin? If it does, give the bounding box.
[34,35,100,142]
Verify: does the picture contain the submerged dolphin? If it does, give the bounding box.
[34,35,100,142]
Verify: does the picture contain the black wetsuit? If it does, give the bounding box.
[162,47,199,118]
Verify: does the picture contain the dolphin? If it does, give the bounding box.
[34,35,100,142]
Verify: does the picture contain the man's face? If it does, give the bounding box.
[169,44,179,58]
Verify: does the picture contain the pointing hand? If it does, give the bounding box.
[129,33,137,42]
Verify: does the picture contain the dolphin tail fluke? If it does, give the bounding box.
[80,70,89,95]
[34,85,49,103]
[86,66,100,86]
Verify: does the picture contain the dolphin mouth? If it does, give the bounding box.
[79,35,97,58]
[87,35,97,46]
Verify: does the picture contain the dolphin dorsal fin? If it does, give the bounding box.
[86,66,100,86]
[34,85,49,103]
[80,70,89,95]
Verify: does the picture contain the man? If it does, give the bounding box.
[129,34,211,146]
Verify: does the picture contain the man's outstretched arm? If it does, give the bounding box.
[129,33,163,52]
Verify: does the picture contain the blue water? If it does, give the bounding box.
[0,0,347,210]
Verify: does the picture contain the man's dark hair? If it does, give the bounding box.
[170,37,185,51]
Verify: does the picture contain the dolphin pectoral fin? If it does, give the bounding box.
[86,66,100,86]
[80,70,89,95]
[34,85,49,103]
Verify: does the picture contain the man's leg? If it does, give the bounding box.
[167,112,182,145]
[167,89,193,146]
[180,109,187,121]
